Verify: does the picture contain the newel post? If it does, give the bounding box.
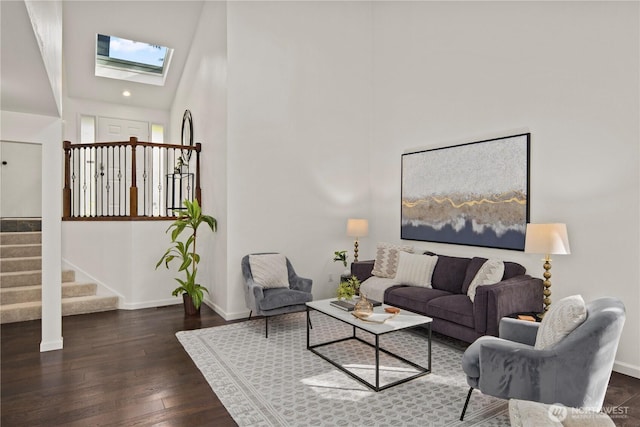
[63,141,72,218]
[129,137,138,217]
[195,142,202,206]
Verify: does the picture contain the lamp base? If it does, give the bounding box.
[542,257,552,313]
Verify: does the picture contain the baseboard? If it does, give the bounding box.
[614,360,640,379]
[202,298,250,321]
[40,337,63,352]
[120,298,182,310]
[61,259,125,302]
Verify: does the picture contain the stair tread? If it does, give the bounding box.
[0,231,41,235]
[1,294,118,308]
[63,294,118,302]
[1,282,96,291]
[1,269,74,276]
[1,285,41,292]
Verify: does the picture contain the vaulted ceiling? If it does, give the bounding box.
[1,1,204,117]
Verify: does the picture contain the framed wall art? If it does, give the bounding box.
[401,133,530,251]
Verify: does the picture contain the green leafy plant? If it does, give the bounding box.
[336,275,360,300]
[333,250,348,267]
[156,199,217,310]
[174,156,183,173]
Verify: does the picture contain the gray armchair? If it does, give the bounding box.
[460,297,625,420]
[242,253,313,338]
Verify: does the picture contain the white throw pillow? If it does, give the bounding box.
[393,252,438,288]
[534,295,587,350]
[371,242,414,278]
[359,276,396,303]
[249,254,289,288]
[467,259,505,302]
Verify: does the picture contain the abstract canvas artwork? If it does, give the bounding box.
[401,134,530,250]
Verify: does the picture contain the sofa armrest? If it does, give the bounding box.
[499,317,539,346]
[473,275,543,336]
[351,260,375,282]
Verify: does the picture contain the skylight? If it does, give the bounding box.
[95,34,173,86]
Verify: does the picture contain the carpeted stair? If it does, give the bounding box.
[1,230,119,324]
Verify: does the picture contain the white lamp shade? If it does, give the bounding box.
[524,223,571,255]
[346,218,369,238]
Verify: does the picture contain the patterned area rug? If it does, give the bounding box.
[177,312,509,426]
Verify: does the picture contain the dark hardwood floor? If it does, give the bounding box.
[2,305,639,426]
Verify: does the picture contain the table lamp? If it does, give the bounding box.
[346,218,368,262]
[524,223,571,315]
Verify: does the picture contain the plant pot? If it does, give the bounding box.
[183,294,200,316]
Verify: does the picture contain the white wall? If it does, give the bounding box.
[24,0,63,115]
[1,110,63,352]
[204,1,637,375]
[63,97,169,141]
[61,221,182,309]
[169,1,229,316]
[60,98,175,309]
[226,1,374,315]
[369,2,639,377]
[57,1,638,376]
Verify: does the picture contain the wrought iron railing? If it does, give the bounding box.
[62,137,201,220]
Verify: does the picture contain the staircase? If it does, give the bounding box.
[1,230,119,324]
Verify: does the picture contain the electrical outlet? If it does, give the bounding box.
[328,274,334,282]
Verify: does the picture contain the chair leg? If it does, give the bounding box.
[460,387,474,421]
[265,316,268,338]
[308,314,313,330]
[248,310,252,320]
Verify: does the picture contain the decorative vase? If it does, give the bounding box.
[183,294,200,316]
[354,293,373,318]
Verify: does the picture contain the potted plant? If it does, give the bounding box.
[156,198,217,315]
[333,250,348,267]
[333,250,350,275]
[174,155,188,173]
[336,276,360,300]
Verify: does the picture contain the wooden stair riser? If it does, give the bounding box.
[1,244,42,258]
[1,257,42,272]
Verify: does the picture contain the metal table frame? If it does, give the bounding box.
[306,304,431,392]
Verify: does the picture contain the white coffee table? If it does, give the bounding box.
[306,298,432,391]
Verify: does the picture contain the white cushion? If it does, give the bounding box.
[393,252,438,288]
[249,254,289,288]
[358,276,396,303]
[467,259,505,302]
[535,295,587,350]
[371,242,414,278]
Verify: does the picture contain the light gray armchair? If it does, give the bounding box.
[460,297,625,420]
[242,253,313,338]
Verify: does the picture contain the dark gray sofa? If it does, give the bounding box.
[351,252,543,343]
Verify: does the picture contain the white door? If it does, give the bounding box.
[0,141,42,218]
[95,118,149,216]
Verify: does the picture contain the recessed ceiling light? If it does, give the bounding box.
[122,90,131,97]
